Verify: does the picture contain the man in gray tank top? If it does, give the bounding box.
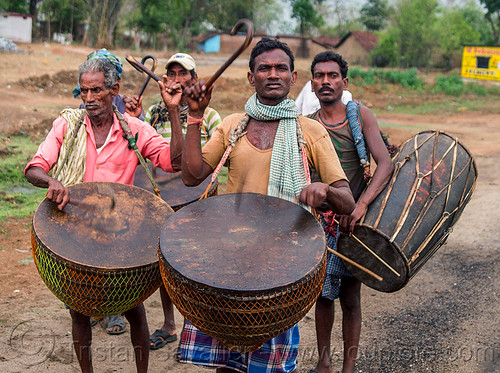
[307,51,394,373]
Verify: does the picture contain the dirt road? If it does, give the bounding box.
[0,43,498,373]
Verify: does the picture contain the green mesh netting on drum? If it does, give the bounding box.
[32,231,162,317]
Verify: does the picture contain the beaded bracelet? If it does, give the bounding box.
[187,114,203,129]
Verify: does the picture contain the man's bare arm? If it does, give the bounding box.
[181,80,214,186]
[158,78,184,171]
[25,166,70,210]
[298,179,355,215]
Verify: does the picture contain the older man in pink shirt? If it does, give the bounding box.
[25,112,176,185]
[25,52,183,373]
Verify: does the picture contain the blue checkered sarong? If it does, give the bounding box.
[177,321,299,372]
[321,218,353,301]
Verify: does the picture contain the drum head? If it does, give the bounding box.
[33,182,173,269]
[134,165,216,210]
[160,193,326,291]
[338,225,409,292]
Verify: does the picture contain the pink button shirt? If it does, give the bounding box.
[25,112,174,185]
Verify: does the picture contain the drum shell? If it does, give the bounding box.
[31,182,172,316]
[32,232,161,316]
[134,166,218,211]
[159,249,326,352]
[338,130,477,292]
[158,193,327,352]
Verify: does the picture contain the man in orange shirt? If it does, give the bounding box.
[177,38,355,373]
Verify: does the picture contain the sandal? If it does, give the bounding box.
[106,314,127,335]
[150,329,177,350]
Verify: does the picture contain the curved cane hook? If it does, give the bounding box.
[205,19,254,89]
[126,55,162,83]
[137,55,158,98]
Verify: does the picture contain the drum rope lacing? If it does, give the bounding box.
[365,131,477,266]
[406,136,476,264]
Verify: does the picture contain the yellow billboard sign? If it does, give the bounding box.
[461,46,500,82]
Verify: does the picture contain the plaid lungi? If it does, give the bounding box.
[177,321,299,372]
[321,219,353,301]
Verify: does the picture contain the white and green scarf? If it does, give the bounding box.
[245,93,309,210]
[51,108,87,186]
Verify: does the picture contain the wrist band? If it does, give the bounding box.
[187,114,203,128]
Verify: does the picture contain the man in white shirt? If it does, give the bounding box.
[295,80,352,116]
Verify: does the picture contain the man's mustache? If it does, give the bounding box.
[319,86,335,94]
[85,103,99,109]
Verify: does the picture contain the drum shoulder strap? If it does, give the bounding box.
[346,100,400,164]
[346,100,371,172]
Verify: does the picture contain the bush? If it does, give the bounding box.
[348,67,423,89]
[371,30,399,68]
[468,82,488,96]
[433,72,500,97]
[433,72,465,96]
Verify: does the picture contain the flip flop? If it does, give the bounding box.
[150,329,177,350]
[106,314,127,335]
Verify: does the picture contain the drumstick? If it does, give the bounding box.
[334,218,401,277]
[327,247,383,282]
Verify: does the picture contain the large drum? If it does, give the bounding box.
[338,130,477,292]
[31,182,174,316]
[134,165,217,211]
[159,193,326,352]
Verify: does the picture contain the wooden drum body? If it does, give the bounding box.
[31,182,174,316]
[159,193,326,352]
[134,165,217,211]
[338,131,477,292]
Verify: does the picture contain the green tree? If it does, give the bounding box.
[0,0,29,12]
[480,0,500,43]
[291,0,323,36]
[206,0,281,34]
[434,7,480,69]
[39,0,87,35]
[134,0,211,51]
[253,0,285,35]
[133,0,280,51]
[461,1,494,44]
[291,0,324,57]
[134,0,169,49]
[85,0,126,48]
[206,0,254,31]
[370,29,398,67]
[121,4,143,50]
[392,0,438,68]
[29,0,38,15]
[359,0,389,31]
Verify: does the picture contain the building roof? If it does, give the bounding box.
[193,32,219,44]
[0,12,34,18]
[311,36,341,48]
[276,34,308,40]
[337,31,377,51]
[194,30,268,44]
